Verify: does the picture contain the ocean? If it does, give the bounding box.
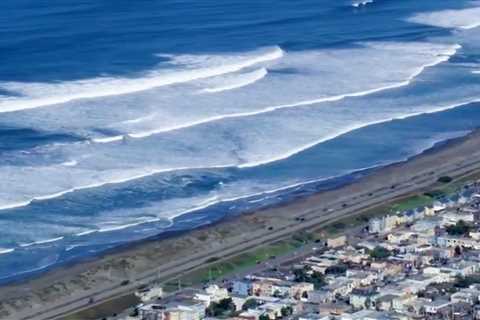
[0,0,480,282]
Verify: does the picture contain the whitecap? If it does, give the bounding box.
[0,47,284,113]
[0,248,14,255]
[352,0,373,8]
[20,236,64,248]
[200,68,268,93]
[61,160,78,167]
[75,229,97,236]
[408,7,480,30]
[100,43,461,141]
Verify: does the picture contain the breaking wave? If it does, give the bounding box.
[201,68,268,93]
[408,7,480,30]
[94,43,461,142]
[0,47,284,113]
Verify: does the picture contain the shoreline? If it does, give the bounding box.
[2,129,480,319]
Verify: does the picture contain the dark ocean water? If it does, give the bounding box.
[0,0,480,282]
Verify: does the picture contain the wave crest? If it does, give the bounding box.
[408,7,480,30]
[0,47,284,113]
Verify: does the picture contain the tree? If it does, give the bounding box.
[206,298,236,316]
[293,266,325,289]
[438,176,453,183]
[293,266,311,282]
[259,314,270,320]
[454,275,480,288]
[242,298,259,311]
[273,289,282,298]
[325,264,347,276]
[369,246,391,259]
[446,220,471,236]
[309,271,326,289]
[281,306,293,317]
[454,245,462,256]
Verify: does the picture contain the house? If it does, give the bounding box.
[424,299,451,315]
[349,288,377,310]
[436,236,480,250]
[232,279,251,296]
[373,294,399,312]
[369,215,398,234]
[442,212,474,226]
[239,308,266,320]
[346,270,381,287]
[327,235,347,248]
[194,285,229,306]
[256,302,285,319]
[340,309,399,319]
[289,282,314,299]
[308,290,334,304]
[324,278,354,298]
[451,290,478,305]
[297,313,331,320]
[230,295,248,311]
[138,300,206,320]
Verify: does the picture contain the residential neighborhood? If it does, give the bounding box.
[117,182,480,320]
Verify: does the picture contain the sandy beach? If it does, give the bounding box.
[2,130,480,320]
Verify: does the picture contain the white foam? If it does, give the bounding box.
[20,236,64,248]
[92,135,124,143]
[0,42,464,213]
[0,201,31,211]
[239,97,480,168]
[473,70,480,74]
[101,43,461,141]
[200,68,268,93]
[408,7,480,30]
[0,47,284,113]
[121,114,156,125]
[0,248,14,255]
[0,164,235,212]
[352,0,373,8]
[98,222,145,233]
[75,229,97,236]
[61,160,78,167]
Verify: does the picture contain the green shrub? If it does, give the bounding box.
[438,176,453,183]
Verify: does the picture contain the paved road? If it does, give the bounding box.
[18,155,480,320]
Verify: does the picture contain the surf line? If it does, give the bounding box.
[94,44,461,143]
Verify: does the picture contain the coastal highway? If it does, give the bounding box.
[17,152,480,320]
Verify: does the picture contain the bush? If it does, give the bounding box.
[424,190,445,199]
[292,232,313,243]
[293,266,325,289]
[205,257,220,263]
[438,176,453,183]
[369,246,391,259]
[281,306,293,317]
[454,275,480,288]
[446,220,471,236]
[325,264,348,275]
[242,298,259,311]
[206,298,236,316]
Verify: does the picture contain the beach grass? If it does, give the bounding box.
[163,240,302,291]
[390,194,433,212]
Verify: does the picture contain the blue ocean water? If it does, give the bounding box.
[0,0,480,282]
